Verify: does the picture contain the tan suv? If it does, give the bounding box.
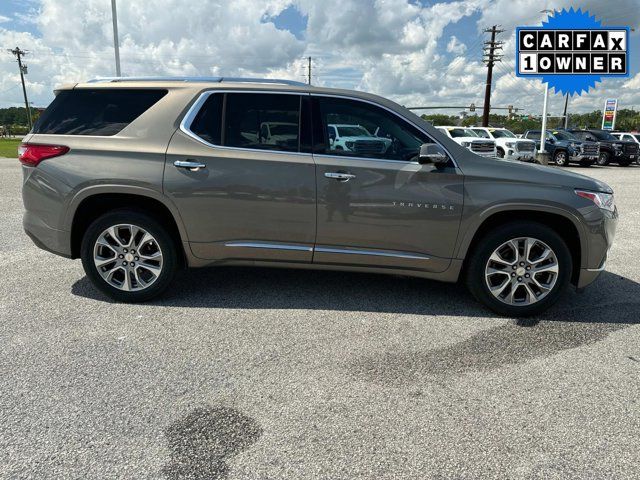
[20,77,617,316]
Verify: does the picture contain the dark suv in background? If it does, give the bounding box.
[567,129,639,166]
[20,77,617,316]
[522,130,599,166]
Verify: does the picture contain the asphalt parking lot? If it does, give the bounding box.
[1,159,639,479]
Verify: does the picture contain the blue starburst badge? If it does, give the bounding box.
[516,8,630,96]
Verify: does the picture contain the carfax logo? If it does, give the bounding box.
[516,7,630,95]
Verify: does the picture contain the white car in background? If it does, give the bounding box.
[327,124,392,155]
[470,127,537,162]
[436,126,497,157]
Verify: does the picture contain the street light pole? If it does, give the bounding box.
[111,0,121,76]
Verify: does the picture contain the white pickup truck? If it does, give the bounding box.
[327,124,392,155]
[470,127,537,162]
[436,126,497,157]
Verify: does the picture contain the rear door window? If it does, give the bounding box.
[223,93,300,152]
[33,89,167,136]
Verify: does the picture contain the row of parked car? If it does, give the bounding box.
[434,126,640,167]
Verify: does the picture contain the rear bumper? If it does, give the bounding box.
[23,211,72,258]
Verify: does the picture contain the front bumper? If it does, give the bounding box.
[576,207,617,289]
[570,153,597,163]
[505,150,536,161]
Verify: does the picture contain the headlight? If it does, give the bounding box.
[345,141,354,149]
[505,142,516,148]
[575,190,615,212]
[613,143,623,149]
[461,141,471,147]
[569,142,577,148]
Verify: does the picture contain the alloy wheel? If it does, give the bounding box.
[484,237,559,306]
[555,151,567,166]
[93,224,163,291]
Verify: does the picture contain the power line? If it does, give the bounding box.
[8,47,32,129]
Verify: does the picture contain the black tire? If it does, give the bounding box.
[80,210,178,302]
[496,148,505,158]
[465,221,572,317]
[617,160,631,167]
[597,151,610,166]
[553,150,568,166]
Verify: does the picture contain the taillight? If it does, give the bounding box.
[18,143,70,167]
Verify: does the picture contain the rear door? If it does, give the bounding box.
[164,91,316,262]
[311,95,463,273]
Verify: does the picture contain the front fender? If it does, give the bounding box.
[454,201,588,268]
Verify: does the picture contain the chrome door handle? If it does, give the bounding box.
[325,172,356,181]
[174,160,206,171]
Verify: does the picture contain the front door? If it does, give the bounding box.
[311,95,464,273]
[164,91,316,263]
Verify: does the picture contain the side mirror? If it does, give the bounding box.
[329,137,335,146]
[547,138,555,144]
[418,143,449,166]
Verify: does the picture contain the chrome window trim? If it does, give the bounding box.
[310,93,459,169]
[313,153,420,165]
[179,89,312,157]
[225,241,313,252]
[315,246,430,261]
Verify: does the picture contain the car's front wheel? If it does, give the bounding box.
[80,210,178,302]
[465,222,572,317]
[553,150,568,166]
[597,152,610,166]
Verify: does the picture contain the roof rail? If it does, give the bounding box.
[86,76,306,86]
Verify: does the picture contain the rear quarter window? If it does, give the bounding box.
[33,88,167,136]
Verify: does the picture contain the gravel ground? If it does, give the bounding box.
[1,159,638,479]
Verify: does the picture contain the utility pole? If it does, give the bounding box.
[481,25,503,127]
[307,56,312,85]
[9,47,32,129]
[111,0,121,76]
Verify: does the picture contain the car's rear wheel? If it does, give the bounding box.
[465,222,572,317]
[553,150,568,166]
[597,151,610,166]
[80,210,178,302]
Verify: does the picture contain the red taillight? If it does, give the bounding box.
[18,143,70,167]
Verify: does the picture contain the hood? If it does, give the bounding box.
[455,136,493,143]
[457,155,613,193]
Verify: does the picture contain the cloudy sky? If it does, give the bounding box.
[1,0,639,116]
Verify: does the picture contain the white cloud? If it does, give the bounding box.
[0,15,11,23]
[446,36,467,54]
[0,0,639,115]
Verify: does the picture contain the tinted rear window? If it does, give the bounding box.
[33,89,167,136]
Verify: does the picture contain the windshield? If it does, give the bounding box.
[449,128,477,138]
[269,124,298,136]
[472,129,491,138]
[590,130,617,141]
[338,126,370,137]
[490,129,516,138]
[634,134,640,142]
[552,131,578,141]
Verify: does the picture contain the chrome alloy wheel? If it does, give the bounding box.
[484,237,559,306]
[93,224,163,292]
